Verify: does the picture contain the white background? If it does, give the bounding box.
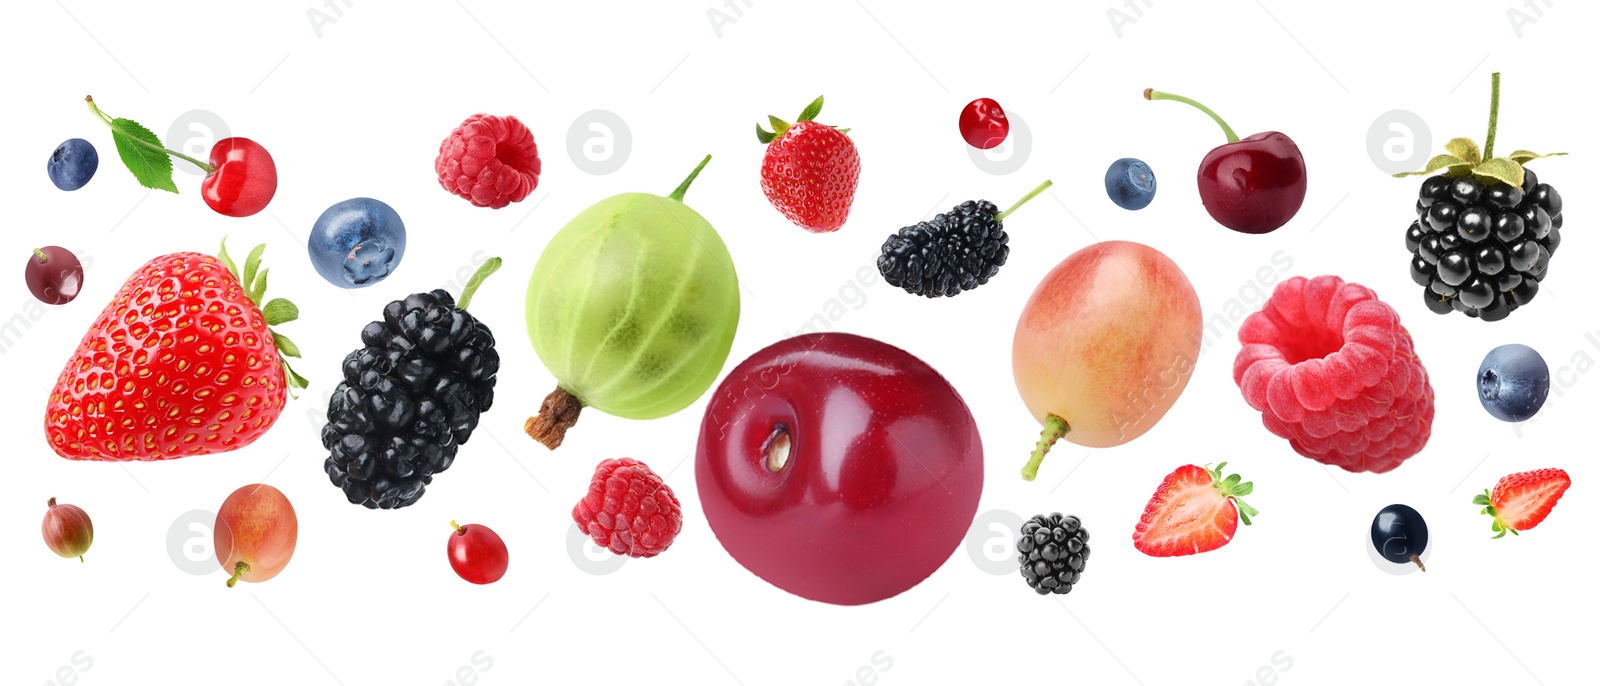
[2,1,1593,684]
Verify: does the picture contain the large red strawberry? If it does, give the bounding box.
[757,96,861,233]
[44,240,305,460]
[1474,468,1571,538]
[1132,462,1259,557]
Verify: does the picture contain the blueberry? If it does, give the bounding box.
[309,198,407,289]
[47,139,99,191]
[1371,504,1428,571]
[1104,158,1156,210]
[1478,343,1549,422]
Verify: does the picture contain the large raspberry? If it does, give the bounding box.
[434,114,541,209]
[572,458,683,558]
[1233,276,1434,473]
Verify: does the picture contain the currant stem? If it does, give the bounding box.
[995,180,1053,222]
[1144,88,1240,143]
[1021,414,1070,482]
[1410,555,1426,572]
[226,561,250,588]
[455,257,502,311]
[1484,72,1501,160]
[668,154,712,202]
[85,95,216,173]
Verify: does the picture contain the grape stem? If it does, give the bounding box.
[85,96,216,174]
[226,561,250,588]
[995,180,1053,222]
[1144,88,1240,144]
[1483,72,1501,160]
[455,257,502,311]
[668,154,713,202]
[34,249,50,263]
[451,520,467,535]
[525,386,585,449]
[1021,414,1070,481]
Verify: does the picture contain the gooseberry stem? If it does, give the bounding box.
[455,257,502,311]
[668,154,713,202]
[1021,414,1070,482]
[995,180,1053,222]
[1484,72,1501,160]
[525,386,585,449]
[85,95,216,173]
[1144,88,1240,144]
[226,561,250,588]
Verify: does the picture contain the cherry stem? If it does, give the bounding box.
[995,180,1053,222]
[1021,414,1070,482]
[1144,88,1240,144]
[1484,72,1501,161]
[226,561,250,588]
[85,96,216,174]
[1411,555,1426,572]
[454,257,502,311]
[34,249,50,263]
[667,154,712,202]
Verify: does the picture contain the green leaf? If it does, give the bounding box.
[250,267,269,304]
[767,115,791,137]
[796,96,824,123]
[1444,138,1482,166]
[1491,528,1506,540]
[1392,153,1473,178]
[1507,150,1567,164]
[835,127,851,135]
[1232,481,1254,497]
[1473,156,1524,187]
[1238,510,1252,526]
[241,244,267,292]
[1472,493,1491,506]
[262,298,299,326]
[109,117,178,193]
[217,238,239,281]
[272,332,301,358]
[283,361,308,396]
[756,125,776,144]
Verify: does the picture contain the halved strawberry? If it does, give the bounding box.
[43,239,305,460]
[1132,462,1259,557]
[1473,468,1571,538]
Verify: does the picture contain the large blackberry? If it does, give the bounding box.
[1395,72,1566,321]
[322,259,502,509]
[877,180,1051,298]
[1017,512,1089,595]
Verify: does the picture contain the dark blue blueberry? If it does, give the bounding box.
[309,197,407,289]
[47,138,99,191]
[1104,158,1156,210]
[1371,504,1428,570]
[1478,343,1549,422]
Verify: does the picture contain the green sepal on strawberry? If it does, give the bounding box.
[44,239,306,461]
[1132,462,1259,557]
[1472,468,1571,538]
[1392,72,1565,188]
[756,96,861,233]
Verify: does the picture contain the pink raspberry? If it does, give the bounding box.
[1233,276,1434,474]
[434,114,541,209]
[572,458,683,558]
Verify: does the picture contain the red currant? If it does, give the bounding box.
[959,98,1009,150]
[447,521,509,584]
[202,137,278,218]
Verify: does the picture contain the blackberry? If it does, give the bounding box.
[322,260,503,509]
[1394,72,1567,320]
[876,180,1051,298]
[1017,512,1089,595]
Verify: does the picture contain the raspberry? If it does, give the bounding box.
[1232,276,1435,474]
[434,114,541,209]
[572,458,682,558]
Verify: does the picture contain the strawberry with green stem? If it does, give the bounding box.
[84,95,278,217]
[757,96,861,233]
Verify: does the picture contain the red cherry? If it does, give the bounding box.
[25,246,84,305]
[447,521,508,584]
[959,98,1010,149]
[696,333,983,605]
[1146,89,1307,234]
[202,137,278,217]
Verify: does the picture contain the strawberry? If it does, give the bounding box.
[757,96,860,233]
[1473,468,1571,538]
[44,240,306,461]
[1132,462,1259,557]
